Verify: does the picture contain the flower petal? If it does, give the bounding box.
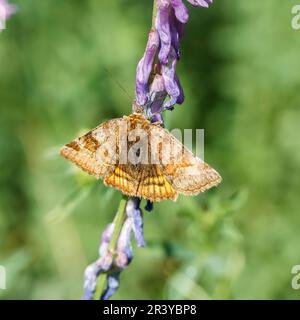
[126,198,145,247]
[116,218,133,264]
[97,252,113,272]
[170,10,185,59]
[156,0,172,64]
[162,48,181,109]
[149,74,167,115]
[135,30,159,106]
[151,113,164,124]
[101,273,120,300]
[170,0,189,23]
[175,73,185,104]
[99,223,114,256]
[82,263,98,300]
[187,0,212,8]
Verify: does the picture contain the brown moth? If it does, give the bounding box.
[60,113,222,202]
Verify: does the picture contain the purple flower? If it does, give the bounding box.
[82,264,99,300]
[156,0,190,65]
[175,74,184,104]
[101,273,120,300]
[126,197,145,248]
[170,9,185,59]
[187,0,213,8]
[82,224,115,300]
[135,30,160,106]
[99,223,114,256]
[156,0,190,64]
[83,197,146,300]
[135,0,194,113]
[82,251,114,300]
[149,74,167,119]
[156,0,171,65]
[161,48,184,109]
[100,217,134,300]
[170,0,189,24]
[116,218,134,267]
[0,0,16,20]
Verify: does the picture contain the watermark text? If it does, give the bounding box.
[291,5,300,30]
[0,265,6,290]
[291,265,300,290]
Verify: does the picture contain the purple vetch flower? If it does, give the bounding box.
[126,197,145,248]
[101,273,120,300]
[149,74,167,121]
[101,218,134,300]
[135,0,197,113]
[99,223,115,256]
[170,0,189,24]
[0,0,16,20]
[151,113,164,124]
[161,47,183,110]
[83,197,146,300]
[135,30,160,106]
[175,73,184,104]
[156,0,189,64]
[83,264,99,300]
[170,9,185,59]
[156,0,171,65]
[82,224,115,300]
[187,0,213,8]
[116,218,134,267]
[100,198,145,300]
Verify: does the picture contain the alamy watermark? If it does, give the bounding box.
[71,122,205,166]
[291,5,300,30]
[291,265,300,290]
[0,265,6,290]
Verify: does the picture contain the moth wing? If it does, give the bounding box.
[168,156,222,195]
[104,164,140,196]
[136,164,178,202]
[60,117,124,179]
[150,124,222,196]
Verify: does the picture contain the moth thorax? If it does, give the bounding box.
[132,102,145,115]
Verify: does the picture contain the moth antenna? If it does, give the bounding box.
[103,67,133,102]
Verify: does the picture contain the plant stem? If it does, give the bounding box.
[93,195,128,300]
[109,195,128,253]
[152,0,158,29]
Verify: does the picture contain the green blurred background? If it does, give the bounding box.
[1,0,300,299]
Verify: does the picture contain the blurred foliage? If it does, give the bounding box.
[1,0,300,299]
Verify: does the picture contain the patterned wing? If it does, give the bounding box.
[149,124,222,196]
[135,164,178,202]
[60,118,124,179]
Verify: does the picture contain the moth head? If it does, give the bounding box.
[132,101,144,115]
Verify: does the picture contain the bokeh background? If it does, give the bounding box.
[1,0,300,299]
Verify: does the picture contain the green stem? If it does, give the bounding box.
[152,0,158,29]
[109,195,128,253]
[93,195,128,300]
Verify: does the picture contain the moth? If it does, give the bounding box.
[60,113,221,202]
